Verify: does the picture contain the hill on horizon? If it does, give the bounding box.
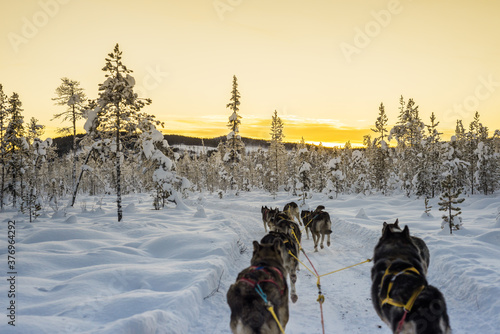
[51,133,304,157]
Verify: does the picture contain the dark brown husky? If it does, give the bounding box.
[371,224,451,334]
[301,206,332,252]
[283,202,302,225]
[261,206,279,233]
[227,240,289,334]
[261,231,300,303]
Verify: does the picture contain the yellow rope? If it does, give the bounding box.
[288,250,317,277]
[319,258,372,278]
[267,305,286,334]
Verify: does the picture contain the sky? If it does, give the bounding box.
[1,0,500,147]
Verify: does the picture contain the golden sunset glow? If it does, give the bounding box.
[2,0,500,147]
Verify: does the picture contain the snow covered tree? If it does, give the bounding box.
[268,110,286,195]
[439,174,465,234]
[4,93,27,208]
[297,155,311,205]
[92,43,156,221]
[425,112,443,197]
[22,118,52,222]
[224,75,244,191]
[389,96,425,195]
[0,84,9,210]
[326,155,345,198]
[52,78,87,193]
[368,103,391,194]
[371,102,388,145]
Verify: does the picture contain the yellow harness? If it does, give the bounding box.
[380,266,426,312]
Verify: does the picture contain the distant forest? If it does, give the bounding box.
[52,133,304,156]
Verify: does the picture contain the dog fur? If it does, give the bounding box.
[301,207,332,252]
[261,231,300,303]
[227,239,289,334]
[283,202,302,226]
[261,206,279,233]
[272,212,302,245]
[371,224,451,334]
[382,219,430,274]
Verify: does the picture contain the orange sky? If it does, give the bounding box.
[1,0,500,147]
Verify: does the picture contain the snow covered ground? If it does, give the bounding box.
[1,191,499,333]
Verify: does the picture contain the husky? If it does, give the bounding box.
[272,212,302,245]
[283,202,302,226]
[301,206,332,252]
[227,239,289,334]
[371,224,451,334]
[261,231,300,303]
[382,219,430,274]
[261,206,279,233]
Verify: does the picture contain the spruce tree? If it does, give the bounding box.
[0,84,9,210]
[269,110,286,195]
[369,102,390,194]
[224,75,244,191]
[93,44,155,221]
[438,174,465,234]
[4,93,26,208]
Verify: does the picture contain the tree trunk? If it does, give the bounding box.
[71,147,94,207]
[115,104,123,222]
[72,103,77,195]
[448,199,453,235]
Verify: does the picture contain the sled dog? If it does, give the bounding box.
[272,212,302,245]
[261,206,279,233]
[371,224,451,334]
[261,231,300,303]
[227,239,289,334]
[382,219,430,274]
[301,206,332,252]
[283,202,302,225]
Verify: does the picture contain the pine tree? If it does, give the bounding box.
[93,44,155,221]
[0,84,9,210]
[224,75,244,191]
[4,93,26,208]
[389,96,425,195]
[269,110,286,195]
[52,78,87,194]
[438,174,465,234]
[369,102,390,194]
[371,102,388,145]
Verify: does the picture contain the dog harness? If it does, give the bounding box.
[379,265,426,333]
[238,266,285,295]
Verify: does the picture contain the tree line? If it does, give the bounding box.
[1,44,499,222]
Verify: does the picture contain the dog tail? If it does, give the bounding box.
[241,300,266,329]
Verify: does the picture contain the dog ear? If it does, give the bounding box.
[394,219,399,227]
[253,241,261,253]
[402,225,410,238]
[381,223,392,239]
[273,238,283,252]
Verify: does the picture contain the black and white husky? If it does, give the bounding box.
[382,219,430,274]
[371,223,451,334]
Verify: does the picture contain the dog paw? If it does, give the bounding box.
[320,244,324,249]
[314,248,318,252]
[291,294,298,303]
[327,241,331,247]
